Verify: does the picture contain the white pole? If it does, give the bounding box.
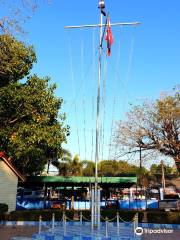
[38,215,42,234]
[94,1,103,228]
[91,187,94,230]
[97,187,101,228]
[105,217,108,237]
[117,212,120,235]
[64,214,66,235]
[52,213,55,232]
[80,211,83,225]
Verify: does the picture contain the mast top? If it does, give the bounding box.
[98,0,105,9]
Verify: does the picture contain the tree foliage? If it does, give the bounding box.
[0,35,69,175]
[53,153,82,177]
[0,0,51,35]
[82,160,95,176]
[150,164,174,176]
[114,87,180,172]
[0,35,36,87]
[98,160,146,177]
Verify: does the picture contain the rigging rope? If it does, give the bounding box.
[67,30,75,99]
[122,26,136,113]
[91,96,95,161]
[83,98,87,160]
[125,29,135,89]
[74,103,81,156]
[66,28,99,162]
[100,55,108,161]
[68,30,82,156]
[108,97,116,161]
[80,29,87,161]
[66,30,99,114]
[91,27,96,162]
[112,29,121,161]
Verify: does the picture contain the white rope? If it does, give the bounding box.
[67,30,82,157]
[65,215,78,222]
[82,214,91,222]
[67,30,75,101]
[82,97,87,160]
[100,55,108,161]
[119,215,136,223]
[75,104,81,156]
[108,97,116,161]
[125,28,136,90]
[66,31,99,114]
[91,97,95,161]
[104,27,121,161]
[100,215,117,222]
[90,28,96,162]
[121,27,136,114]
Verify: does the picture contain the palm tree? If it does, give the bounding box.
[82,160,95,176]
[51,149,72,176]
[51,151,83,177]
[70,154,82,176]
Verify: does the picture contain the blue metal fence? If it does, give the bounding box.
[16,199,159,210]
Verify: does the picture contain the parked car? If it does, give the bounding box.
[159,194,180,211]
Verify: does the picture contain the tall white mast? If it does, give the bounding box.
[64,0,140,229]
[93,0,104,227]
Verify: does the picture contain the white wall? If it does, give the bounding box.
[0,160,18,212]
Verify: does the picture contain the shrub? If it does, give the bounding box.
[0,209,74,221]
[0,209,179,224]
[146,211,180,224]
[0,204,8,214]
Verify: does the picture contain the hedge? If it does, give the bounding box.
[145,211,180,224]
[0,209,180,224]
[0,204,8,214]
[0,209,74,221]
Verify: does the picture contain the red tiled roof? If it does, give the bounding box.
[0,151,25,182]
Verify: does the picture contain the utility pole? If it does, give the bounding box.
[64,0,140,229]
[161,160,166,191]
[139,145,142,170]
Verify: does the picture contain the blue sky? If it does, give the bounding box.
[2,1,180,166]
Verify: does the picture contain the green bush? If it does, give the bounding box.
[146,211,180,224]
[0,209,74,221]
[77,210,180,224]
[0,204,8,214]
[0,209,179,224]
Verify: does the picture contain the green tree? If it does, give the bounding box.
[150,164,173,176]
[0,35,36,87]
[98,160,119,177]
[98,159,143,177]
[114,87,180,173]
[82,160,95,176]
[0,35,69,175]
[70,154,82,176]
[48,148,71,174]
[54,153,82,177]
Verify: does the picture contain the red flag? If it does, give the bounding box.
[105,17,113,56]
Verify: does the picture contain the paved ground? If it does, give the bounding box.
[0,226,46,240]
[141,230,180,240]
[0,225,179,240]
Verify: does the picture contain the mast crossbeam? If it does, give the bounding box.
[64,22,140,29]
